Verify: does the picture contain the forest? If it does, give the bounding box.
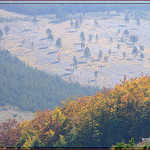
[0,49,98,112]
[0,76,150,148]
[0,3,150,17]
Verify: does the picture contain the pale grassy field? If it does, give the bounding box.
[1,9,150,90]
[0,105,34,123]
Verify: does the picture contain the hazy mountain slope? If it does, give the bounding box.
[0,49,99,112]
[0,4,150,16]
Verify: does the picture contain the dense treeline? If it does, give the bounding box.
[0,49,98,112]
[1,76,150,148]
[0,4,150,16]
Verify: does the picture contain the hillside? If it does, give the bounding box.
[1,76,150,148]
[0,49,98,112]
[0,4,150,16]
[0,8,150,89]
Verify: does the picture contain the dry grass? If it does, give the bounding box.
[0,105,34,123]
[0,9,150,90]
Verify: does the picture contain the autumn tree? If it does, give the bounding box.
[0,119,21,148]
[57,52,61,62]
[1,76,150,147]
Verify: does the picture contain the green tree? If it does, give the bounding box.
[140,53,144,60]
[110,37,113,44]
[140,45,144,51]
[84,47,91,62]
[4,26,9,37]
[79,15,83,25]
[108,49,111,55]
[130,35,138,45]
[73,56,78,70]
[123,52,126,59]
[94,20,98,27]
[80,31,85,43]
[123,29,129,41]
[136,18,140,26]
[98,50,102,60]
[132,47,138,55]
[121,36,124,42]
[55,9,66,19]
[0,29,3,41]
[117,43,120,49]
[104,56,108,63]
[113,138,135,149]
[95,34,98,42]
[48,33,54,46]
[124,14,129,24]
[70,19,74,27]
[31,42,34,51]
[32,16,38,25]
[56,38,62,49]
[81,42,85,49]
[95,71,98,80]
[89,34,93,42]
[46,29,52,35]
[75,19,80,30]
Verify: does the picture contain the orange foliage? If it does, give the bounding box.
[1,76,150,148]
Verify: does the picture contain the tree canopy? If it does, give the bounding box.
[1,76,150,148]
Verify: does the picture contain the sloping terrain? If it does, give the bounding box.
[0,9,150,89]
[0,49,98,112]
